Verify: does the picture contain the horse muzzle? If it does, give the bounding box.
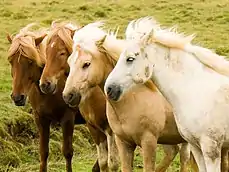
[11,94,26,106]
[105,83,123,101]
[39,80,57,94]
[63,91,82,107]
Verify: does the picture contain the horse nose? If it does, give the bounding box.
[63,92,81,107]
[11,94,26,106]
[40,81,55,94]
[105,84,122,101]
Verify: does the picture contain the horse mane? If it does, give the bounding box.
[47,20,80,53]
[72,21,106,53]
[96,29,158,92]
[96,29,125,66]
[8,23,48,67]
[128,16,229,77]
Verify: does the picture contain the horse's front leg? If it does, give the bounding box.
[106,130,119,172]
[200,137,221,172]
[61,111,75,172]
[156,145,179,172]
[87,123,108,172]
[35,115,51,172]
[115,135,136,172]
[221,148,228,172]
[141,133,157,172]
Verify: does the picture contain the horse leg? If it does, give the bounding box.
[87,124,108,172]
[221,148,228,172]
[155,145,179,172]
[106,131,119,172]
[35,115,51,172]
[200,137,221,172]
[115,135,136,172]
[189,152,199,172]
[92,159,100,172]
[141,133,157,172]
[190,144,206,172]
[180,143,191,172]
[61,112,75,172]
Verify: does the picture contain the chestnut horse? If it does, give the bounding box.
[6,23,96,172]
[39,21,119,172]
[62,22,197,172]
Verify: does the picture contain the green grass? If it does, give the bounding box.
[0,0,229,171]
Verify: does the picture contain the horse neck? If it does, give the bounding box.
[148,43,212,108]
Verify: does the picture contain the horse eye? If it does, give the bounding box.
[126,57,135,63]
[82,62,91,69]
[60,52,66,56]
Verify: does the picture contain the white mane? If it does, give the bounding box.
[72,21,106,52]
[128,16,229,77]
[125,16,160,40]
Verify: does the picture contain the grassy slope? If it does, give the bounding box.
[0,0,229,171]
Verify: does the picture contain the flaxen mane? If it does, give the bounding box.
[47,20,80,53]
[8,23,48,67]
[96,29,158,92]
[128,17,229,77]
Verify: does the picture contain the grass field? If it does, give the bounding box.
[0,0,229,171]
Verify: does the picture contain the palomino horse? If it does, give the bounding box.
[39,21,119,172]
[6,24,90,172]
[104,16,229,172]
[62,21,197,172]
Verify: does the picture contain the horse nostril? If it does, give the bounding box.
[106,86,113,95]
[46,81,51,88]
[63,92,75,103]
[68,93,74,102]
[21,95,25,100]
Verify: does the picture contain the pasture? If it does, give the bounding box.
[0,0,229,171]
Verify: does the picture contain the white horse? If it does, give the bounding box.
[104,16,229,172]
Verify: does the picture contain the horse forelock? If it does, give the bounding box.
[73,21,105,49]
[47,23,79,54]
[8,33,46,67]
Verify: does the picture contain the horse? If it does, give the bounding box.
[104,16,229,172]
[39,21,119,172]
[62,21,197,172]
[6,23,90,172]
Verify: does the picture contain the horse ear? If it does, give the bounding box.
[70,29,75,38]
[6,33,12,43]
[142,28,154,46]
[35,33,47,46]
[95,35,107,48]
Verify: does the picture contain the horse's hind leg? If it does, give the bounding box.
[200,137,221,172]
[35,115,51,172]
[155,145,179,172]
[106,131,119,172]
[87,124,108,172]
[115,135,136,172]
[61,111,75,172]
[180,143,191,172]
[221,148,228,172]
[141,133,157,172]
